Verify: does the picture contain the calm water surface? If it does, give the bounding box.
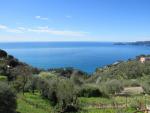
[0,42,150,73]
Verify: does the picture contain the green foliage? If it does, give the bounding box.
[0,82,17,113]
[1,50,150,113]
[55,79,79,113]
[37,75,79,113]
[0,75,7,81]
[37,76,58,105]
[12,70,31,94]
[100,79,123,95]
[79,96,146,113]
[78,85,102,97]
[17,92,147,113]
[142,83,150,94]
[93,59,150,83]
[70,75,84,86]
[26,76,40,94]
[38,71,57,79]
[0,49,7,58]
[122,79,141,87]
[17,92,53,113]
[8,59,19,67]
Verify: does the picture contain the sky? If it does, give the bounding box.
[0,0,150,42]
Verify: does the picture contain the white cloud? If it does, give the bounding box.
[66,15,72,18]
[0,24,8,29]
[35,16,48,20]
[27,26,87,36]
[0,25,24,33]
[0,24,88,36]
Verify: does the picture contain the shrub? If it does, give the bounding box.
[39,72,56,78]
[8,59,19,67]
[7,55,14,60]
[0,82,17,113]
[123,79,141,87]
[70,75,84,86]
[78,85,102,97]
[140,75,150,94]
[0,49,7,58]
[100,79,123,95]
[142,83,150,94]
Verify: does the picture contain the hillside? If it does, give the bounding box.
[0,49,87,81]
[0,49,40,81]
[1,49,150,113]
[88,55,150,81]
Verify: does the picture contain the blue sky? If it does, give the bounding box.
[0,0,150,42]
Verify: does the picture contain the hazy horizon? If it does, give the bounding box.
[0,40,149,43]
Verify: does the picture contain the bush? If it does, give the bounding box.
[123,79,141,87]
[100,79,123,95]
[7,55,14,60]
[0,82,17,113]
[38,72,57,79]
[0,49,7,58]
[142,83,150,94]
[8,59,19,67]
[78,85,102,97]
[140,75,150,94]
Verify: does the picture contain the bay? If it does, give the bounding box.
[0,42,149,73]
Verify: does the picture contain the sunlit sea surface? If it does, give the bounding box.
[0,42,150,73]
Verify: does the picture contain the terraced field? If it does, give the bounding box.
[17,93,53,113]
[17,93,149,113]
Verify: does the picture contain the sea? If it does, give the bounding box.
[0,42,150,73]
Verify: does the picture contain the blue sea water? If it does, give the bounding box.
[0,42,150,73]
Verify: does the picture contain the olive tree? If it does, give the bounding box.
[0,82,17,113]
[56,79,79,113]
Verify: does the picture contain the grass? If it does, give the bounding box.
[17,92,149,113]
[17,92,53,113]
[78,95,150,113]
[79,95,150,105]
[79,108,137,113]
[0,75,7,81]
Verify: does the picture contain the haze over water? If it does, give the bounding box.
[0,42,150,73]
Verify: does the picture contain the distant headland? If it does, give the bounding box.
[114,41,150,46]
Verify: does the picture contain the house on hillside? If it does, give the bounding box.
[139,57,150,63]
